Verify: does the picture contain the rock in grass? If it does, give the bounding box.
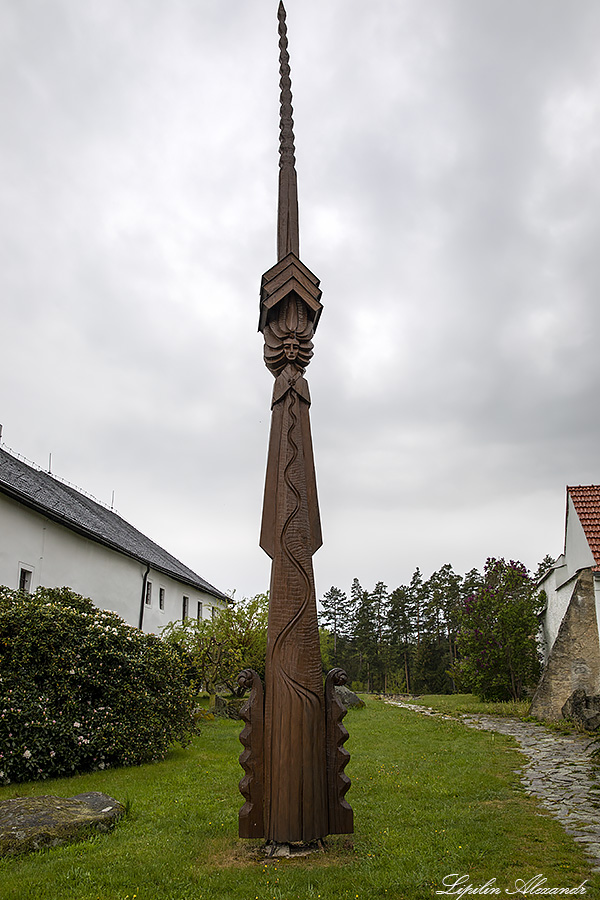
[213,695,246,719]
[335,685,365,709]
[0,791,125,857]
[562,689,600,730]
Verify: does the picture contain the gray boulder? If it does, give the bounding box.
[0,791,125,858]
[561,689,600,731]
[335,685,365,709]
[213,695,245,719]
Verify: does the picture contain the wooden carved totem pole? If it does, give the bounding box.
[238,2,353,849]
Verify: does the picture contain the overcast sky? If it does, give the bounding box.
[1,0,600,601]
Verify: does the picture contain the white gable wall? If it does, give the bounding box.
[563,495,595,581]
[539,494,598,660]
[540,569,578,659]
[565,501,600,676]
[0,492,226,632]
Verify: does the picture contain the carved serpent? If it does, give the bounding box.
[270,387,320,706]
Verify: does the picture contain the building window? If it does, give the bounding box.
[182,595,189,622]
[145,581,152,606]
[159,587,165,611]
[18,567,32,593]
[197,601,202,621]
[211,606,218,619]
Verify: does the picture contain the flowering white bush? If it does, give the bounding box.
[0,586,198,784]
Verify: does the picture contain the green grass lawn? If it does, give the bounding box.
[403,693,588,734]
[403,693,533,719]
[0,697,595,900]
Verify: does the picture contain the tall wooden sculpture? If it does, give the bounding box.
[238,2,353,849]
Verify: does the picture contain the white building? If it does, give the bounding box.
[531,485,600,719]
[0,446,230,632]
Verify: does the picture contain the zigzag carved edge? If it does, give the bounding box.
[238,668,265,838]
[325,667,354,834]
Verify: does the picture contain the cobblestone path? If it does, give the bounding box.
[386,698,600,874]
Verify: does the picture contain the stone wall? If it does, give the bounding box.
[530,569,600,720]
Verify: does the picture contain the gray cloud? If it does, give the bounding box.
[1,0,599,602]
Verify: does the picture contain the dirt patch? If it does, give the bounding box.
[198,836,356,869]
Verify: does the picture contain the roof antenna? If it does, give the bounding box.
[48,452,52,474]
[111,490,115,510]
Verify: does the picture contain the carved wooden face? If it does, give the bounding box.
[263,295,314,376]
[282,337,300,360]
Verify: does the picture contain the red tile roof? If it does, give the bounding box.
[568,485,600,572]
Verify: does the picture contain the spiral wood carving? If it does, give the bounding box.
[278,1,295,170]
[276,2,299,260]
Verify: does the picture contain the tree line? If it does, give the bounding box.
[318,555,554,700]
[155,554,553,705]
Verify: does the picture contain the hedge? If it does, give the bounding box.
[0,586,197,784]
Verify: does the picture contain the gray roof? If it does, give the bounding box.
[0,448,229,602]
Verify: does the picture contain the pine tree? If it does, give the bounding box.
[386,584,413,692]
[318,586,347,664]
[408,568,425,647]
[426,563,462,688]
[351,579,379,690]
[369,581,389,691]
[534,554,555,583]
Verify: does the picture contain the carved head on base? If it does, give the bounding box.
[264,294,314,376]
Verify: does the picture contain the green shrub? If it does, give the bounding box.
[0,586,197,784]
[161,593,268,696]
[454,558,543,702]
